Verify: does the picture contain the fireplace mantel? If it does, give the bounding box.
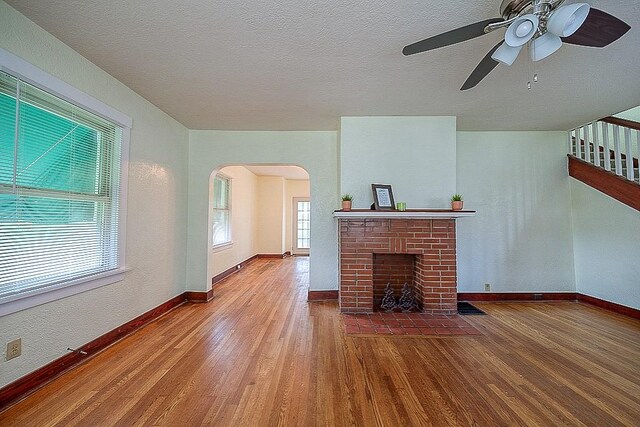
[333,209,476,219]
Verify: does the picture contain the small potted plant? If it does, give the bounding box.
[341,194,353,211]
[451,194,463,211]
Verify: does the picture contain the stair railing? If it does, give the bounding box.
[569,117,640,184]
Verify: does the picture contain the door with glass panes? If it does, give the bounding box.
[293,198,310,255]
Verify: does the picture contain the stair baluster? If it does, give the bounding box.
[592,122,600,168]
[602,122,611,172]
[612,125,623,176]
[576,127,582,159]
[584,124,591,163]
[624,127,634,181]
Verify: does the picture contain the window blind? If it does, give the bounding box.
[0,70,122,301]
[212,175,230,246]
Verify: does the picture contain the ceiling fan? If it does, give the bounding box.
[403,0,631,90]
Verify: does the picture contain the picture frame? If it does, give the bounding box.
[371,184,395,210]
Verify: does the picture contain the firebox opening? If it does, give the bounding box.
[372,253,420,312]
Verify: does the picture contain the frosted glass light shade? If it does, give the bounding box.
[491,42,522,66]
[548,3,591,37]
[530,33,563,61]
[505,14,539,47]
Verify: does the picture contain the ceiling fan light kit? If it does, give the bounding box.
[530,32,563,61]
[403,0,631,90]
[547,3,591,37]
[505,14,539,46]
[492,42,523,65]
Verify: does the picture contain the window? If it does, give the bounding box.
[0,49,130,315]
[212,174,231,247]
[294,198,310,254]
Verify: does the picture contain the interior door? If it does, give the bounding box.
[293,198,310,255]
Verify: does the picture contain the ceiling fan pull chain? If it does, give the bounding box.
[528,72,538,90]
[527,43,533,90]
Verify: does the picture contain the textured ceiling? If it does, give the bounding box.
[5,0,640,131]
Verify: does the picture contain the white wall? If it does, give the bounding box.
[456,132,576,293]
[187,131,339,292]
[209,166,259,277]
[0,2,189,387]
[614,106,640,122]
[340,117,457,208]
[256,176,286,255]
[285,180,311,253]
[571,180,640,309]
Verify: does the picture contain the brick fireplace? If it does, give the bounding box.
[336,212,471,315]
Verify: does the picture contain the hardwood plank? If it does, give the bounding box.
[578,293,640,319]
[211,255,258,286]
[0,294,186,412]
[1,258,639,426]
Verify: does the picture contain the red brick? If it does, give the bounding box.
[338,218,458,313]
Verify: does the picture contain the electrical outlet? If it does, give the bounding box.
[6,338,21,361]
[484,283,491,292]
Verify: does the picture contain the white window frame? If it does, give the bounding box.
[293,197,310,255]
[0,47,131,317]
[211,173,232,250]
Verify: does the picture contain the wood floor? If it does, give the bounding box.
[2,257,639,426]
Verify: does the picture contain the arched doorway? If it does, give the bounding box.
[207,164,311,287]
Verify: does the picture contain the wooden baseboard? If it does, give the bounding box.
[577,294,640,319]
[256,253,288,259]
[0,293,187,412]
[457,292,578,302]
[308,290,339,301]
[185,289,214,303]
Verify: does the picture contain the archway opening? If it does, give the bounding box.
[207,164,311,289]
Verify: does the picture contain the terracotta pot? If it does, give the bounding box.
[342,200,352,211]
[451,201,463,211]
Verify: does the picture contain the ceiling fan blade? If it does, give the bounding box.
[460,42,502,91]
[403,18,504,56]
[562,8,631,48]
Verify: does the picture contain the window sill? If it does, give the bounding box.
[0,268,127,317]
[211,242,234,253]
